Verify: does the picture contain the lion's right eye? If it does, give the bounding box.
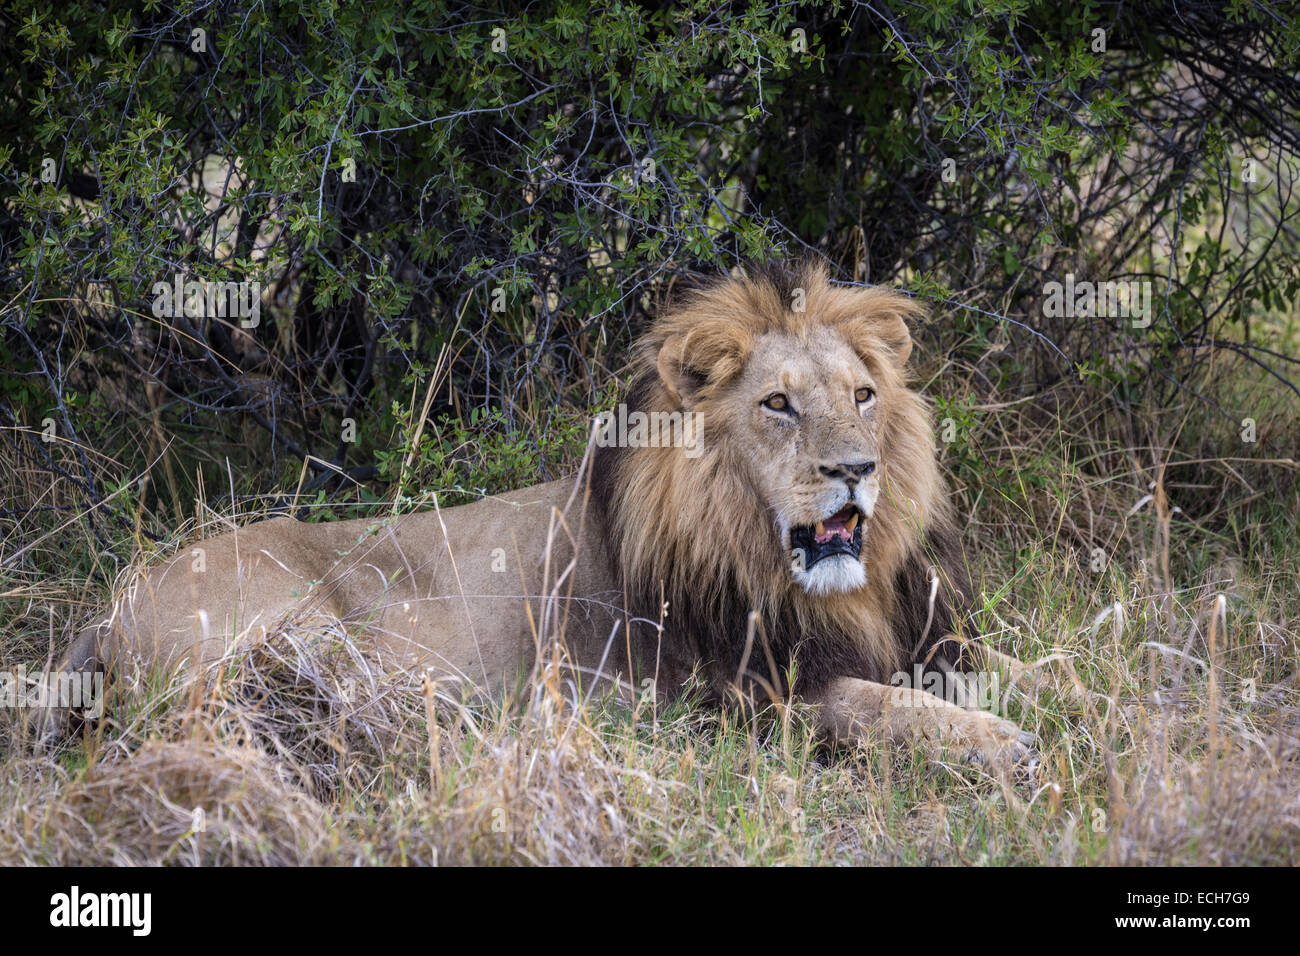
[762,393,790,412]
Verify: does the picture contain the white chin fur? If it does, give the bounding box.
[793,555,867,596]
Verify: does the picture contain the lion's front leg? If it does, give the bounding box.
[811,676,1035,769]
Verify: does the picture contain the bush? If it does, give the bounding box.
[1,0,1297,535]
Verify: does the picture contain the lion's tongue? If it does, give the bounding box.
[815,509,856,544]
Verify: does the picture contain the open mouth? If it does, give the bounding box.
[789,503,864,571]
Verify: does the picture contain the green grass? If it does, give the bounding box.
[1,356,1297,865]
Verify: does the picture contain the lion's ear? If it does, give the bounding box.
[852,291,923,370]
[656,335,707,410]
[874,313,914,369]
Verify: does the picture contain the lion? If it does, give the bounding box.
[42,262,1043,766]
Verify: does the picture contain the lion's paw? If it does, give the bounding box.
[963,710,1037,776]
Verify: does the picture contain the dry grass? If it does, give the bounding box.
[0,741,345,865]
[1,347,1298,866]
[2,530,1296,866]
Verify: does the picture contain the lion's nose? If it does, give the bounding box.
[819,460,876,485]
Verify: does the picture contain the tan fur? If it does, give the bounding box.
[74,478,623,696]
[48,263,1035,767]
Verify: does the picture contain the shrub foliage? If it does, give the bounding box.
[1,0,1297,535]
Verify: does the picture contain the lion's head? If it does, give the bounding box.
[593,263,966,693]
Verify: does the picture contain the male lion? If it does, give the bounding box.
[45,263,1038,766]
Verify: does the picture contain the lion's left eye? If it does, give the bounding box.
[855,386,875,404]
